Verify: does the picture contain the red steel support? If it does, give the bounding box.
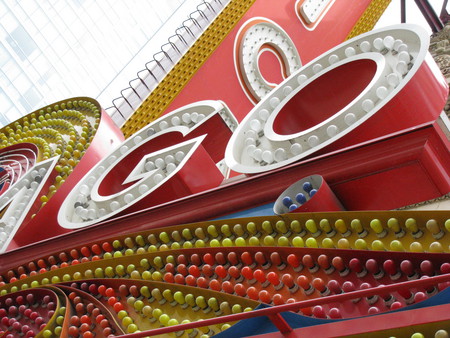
[117,273,450,337]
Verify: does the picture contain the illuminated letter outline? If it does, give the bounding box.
[59,101,237,229]
[226,25,431,174]
[234,18,301,104]
[0,157,59,252]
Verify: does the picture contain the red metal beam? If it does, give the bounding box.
[116,273,450,337]
[414,0,444,32]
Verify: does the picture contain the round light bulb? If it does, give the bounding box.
[360,41,371,52]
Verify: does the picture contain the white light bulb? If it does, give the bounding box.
[376,86,389,100]
[175,151,185,162]
[282,86,292,97]
[245,137,256,146]
[308,135,319,147]
[159,121,169,130]
[344,113,356,126]
[372,37,383,51]
[166,163,177,174]
[110,201,120,211]
[398,51,410,63]
[144,161,155,172]
[387,73,400,87]
[270,97,280,108]
[397,44,408,53]
[87,209,97,219]
[147,128,155,137]
[133,136,142,145]
[274,148,287,162]
[297,74,308,85]
[328,54,339,65]
[108,155,117,164]
[326,125,338,137]
[252,148,262,161]
[312,64,323,74]
[39,168,46,176]
[154,173,164,184]
[345,47,356,57]
[362,99,374,112]
[258,109,270,121]
[182,113,191,124]
[155,158,165,169]
[138,184,148,194]
[191,112,199,123]
[244,145,256,158]
[360,41,371,52]
[383,36,394,49]
[79,184,89,196]
[98,208,107,218]
[396,61,408,75]
[79,208,88,219]
[124,193,134,204]
[120,145,128,154]
[171,116,181,126]
[165,155,175,164]
[290,143,302,155]
[261,150,273,164]
[250,119,262,132]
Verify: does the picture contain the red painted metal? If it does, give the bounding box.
[164,0,377,122]
[116,273,450,337]
[8,107,124,250]
[1,122,448,271]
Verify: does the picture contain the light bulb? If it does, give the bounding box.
[166,163,176,174]
[398,51,410,63]
[252,148,262,161]
[290,143,302,155]
[282,86,292,97]
[159,121,169,130]
[396,61,408,75]
[387,73,400,87]
[175,151,185,162]
[270,97,280,108]
[181,113,191,124]
[376,86,389,100]
[344,113,356,125]
[246,144,256,157]
[145,161,155,171]
[328,54,339,65]
[134,136,142,145]
[261,150,273,163]
[308,135,319,147]
[313,63,323,74]
[362,99,374,112]
[258,109,270,121]
[274,148,287,162]
[326,125,338,137]
[383,35,394,49]
[120,145,128,154]
[297,74,308,85]
[191,112,199,123]
[110,201,120,211]
[153,173,164,184]
[165,155,175,164]
[360,41,371,52]
[345,47,356,57]
[250,119,262,132]
[171,116,181,126]
[124,193,134,204]
[138,184,148,194]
